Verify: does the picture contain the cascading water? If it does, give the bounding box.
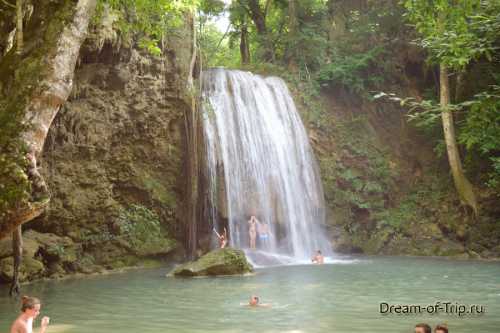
[202,68,331,265]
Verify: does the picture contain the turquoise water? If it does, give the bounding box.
[1,256,499,333]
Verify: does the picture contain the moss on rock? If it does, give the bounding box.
[171,248,253,277]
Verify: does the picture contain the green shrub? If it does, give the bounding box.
[116,204,162,248]
[317,47,384,96]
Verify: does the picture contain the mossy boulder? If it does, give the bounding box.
[171,248,253,277]
[23,230,79,263]
[0,256,45,283]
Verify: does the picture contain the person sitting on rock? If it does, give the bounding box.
[10,296,50,333]
[248,295,271,308]
[311,250,324,264]
[213,227,228,249]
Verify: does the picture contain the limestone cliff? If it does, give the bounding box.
[0,15,194,283]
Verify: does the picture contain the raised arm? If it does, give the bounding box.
[213,227,221,239]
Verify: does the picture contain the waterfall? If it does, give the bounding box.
[202,68,331,265]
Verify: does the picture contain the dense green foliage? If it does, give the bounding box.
[459,86,500,188]
[94,0,200,55]
[81,204,175,256]
[404,0,498,68]
[317,47,384,96]
[116,204,165,249]
[402,0,500,191]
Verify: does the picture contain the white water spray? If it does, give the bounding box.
[202,69,331,265]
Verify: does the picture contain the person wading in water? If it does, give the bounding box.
[311,250,324,264]
[10,296,50,333]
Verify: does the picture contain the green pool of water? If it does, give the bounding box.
[1,256,499,333]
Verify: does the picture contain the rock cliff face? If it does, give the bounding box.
[0,24,194,282]
[306,89,500,259]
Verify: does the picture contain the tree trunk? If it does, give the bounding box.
[327,0,347,42]
[0,0,97,241]
[16,0,23,54]
[9,226,23,296]
[286,0,298,70]
[185,12,200,259]
[247,0,266,35]
[22,0,96,159]
[440,65,478,216]
[246,0,274,61]
[240,24,250,64]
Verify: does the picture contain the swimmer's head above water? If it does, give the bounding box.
[249,295,259,306]
[247,295,272,308]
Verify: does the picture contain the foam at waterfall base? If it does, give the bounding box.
[244,249,360,268]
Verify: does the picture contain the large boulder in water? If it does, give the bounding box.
[171,248,253,277]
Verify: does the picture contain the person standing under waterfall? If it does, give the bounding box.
[248,216,258,250]
[10,296,50,333]
[256,220,270,248]
[213,227,228,249]
[312,250,324,264]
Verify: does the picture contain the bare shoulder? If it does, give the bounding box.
[10,319,28,333]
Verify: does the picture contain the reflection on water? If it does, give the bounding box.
[1,256,499,333]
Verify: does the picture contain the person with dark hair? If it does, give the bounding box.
[213,227,228,248]
[248,295,271,308]
[311,250,324,264]
[415,323,432,333]
[10,296,50,333]
[435,324,449,333]
[249,295,259,306]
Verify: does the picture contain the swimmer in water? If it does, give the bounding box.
[248,295,271,308]
[311,250,324,264]
[10,296,50,333]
